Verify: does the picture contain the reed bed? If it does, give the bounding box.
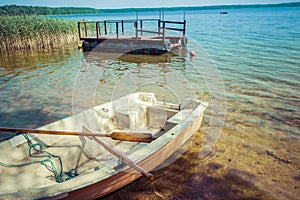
[0,15,78,54]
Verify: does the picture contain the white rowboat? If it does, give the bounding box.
[0,93,207,199]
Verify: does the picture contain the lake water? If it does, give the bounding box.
[0,5,299,199]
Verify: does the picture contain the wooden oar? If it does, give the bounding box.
[82,126,154,181]
[0,127,153,143]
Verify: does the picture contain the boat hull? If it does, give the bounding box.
[0,93,207,199]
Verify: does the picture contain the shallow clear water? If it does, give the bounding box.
[1,5,300,199]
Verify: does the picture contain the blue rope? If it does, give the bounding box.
[0,133,78,183]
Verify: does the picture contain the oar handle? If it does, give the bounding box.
[0,127,98,136]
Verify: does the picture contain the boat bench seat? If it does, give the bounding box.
[114,104,178,132]
[167,109,193,124]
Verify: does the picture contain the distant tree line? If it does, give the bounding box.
[99,2,300,13]
[1,2,299,16]
[0,5,101,16]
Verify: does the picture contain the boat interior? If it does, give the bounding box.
[0,93,202,195]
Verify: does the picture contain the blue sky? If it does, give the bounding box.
[0,0,298,8]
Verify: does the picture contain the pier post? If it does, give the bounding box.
[158,20,161,36]
[116,22,119,39]
[162,21,166,44]
[96,22,100,39]
[135,21,138,41]
[104,21,107,35]
[84,22,88,37]
[183,20,186,37]
[122,20,124,35]
[140,20,143,35]
[78,22,81,39]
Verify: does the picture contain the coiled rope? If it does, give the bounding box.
[0,133,78,183]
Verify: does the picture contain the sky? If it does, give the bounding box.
[0,0,298,9]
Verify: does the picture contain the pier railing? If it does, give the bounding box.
[78,19,186,41]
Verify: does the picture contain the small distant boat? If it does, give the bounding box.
[220,11,228,14]
[0,93,207,199]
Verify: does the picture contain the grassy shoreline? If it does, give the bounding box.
[0,15,79,55]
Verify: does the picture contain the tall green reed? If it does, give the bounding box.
[0,15,78,54]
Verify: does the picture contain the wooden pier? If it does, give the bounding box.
[78,19,187,54]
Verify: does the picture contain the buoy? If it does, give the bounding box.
[78,42,83,49]
[190,50,196,57]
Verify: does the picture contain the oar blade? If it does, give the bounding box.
[82,126,153,143]
[110,132,153,143]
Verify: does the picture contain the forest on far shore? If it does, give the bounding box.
[0,5,101,16]
[2,2,299,16]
